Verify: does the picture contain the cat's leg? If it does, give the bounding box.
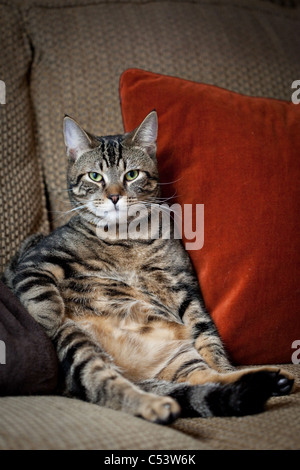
[179,295,235,372]
[154,339,294,396]
[54,319,180,423]
[182,364,295,397]
[137,372,293,417]
[8,263,66,338]
[137,378,216,417]
[150,330,295,398]
[180,296,295,390]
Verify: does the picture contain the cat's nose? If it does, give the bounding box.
[108,194,120,205]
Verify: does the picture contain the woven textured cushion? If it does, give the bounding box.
[120,69,300,365]
[22,0,300,229]
[0,395,205,450]
[0,363,299,450]
[0,3,49,274]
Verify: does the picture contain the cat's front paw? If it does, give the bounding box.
[136,394,181,424]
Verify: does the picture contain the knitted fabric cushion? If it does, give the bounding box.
[0,363,299,449]
[0,3,49,273]
[120,69,300,365]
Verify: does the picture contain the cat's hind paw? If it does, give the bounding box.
[270,370,295,396]
[204,370,294,417]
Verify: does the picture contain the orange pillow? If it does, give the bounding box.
[119,68,300,365]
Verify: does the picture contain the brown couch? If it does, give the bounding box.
[0,0,299,450]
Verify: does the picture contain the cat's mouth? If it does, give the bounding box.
[87,198,150,228]
[88,198,127,222]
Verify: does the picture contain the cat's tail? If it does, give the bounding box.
[137,369,294,418]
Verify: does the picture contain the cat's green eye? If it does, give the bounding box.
[89,172,103,182]
[125,170,139,182]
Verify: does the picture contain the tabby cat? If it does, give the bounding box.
[4,111,294,423]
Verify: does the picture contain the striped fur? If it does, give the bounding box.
[4,111,294,423]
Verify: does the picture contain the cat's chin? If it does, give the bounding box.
[95,208,127,223]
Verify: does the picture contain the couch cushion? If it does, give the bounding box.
[120,69,300,365]
[0,2,49,273]
[20,0,300,228]
[0,280,58,395]
[0,394,208,450]
[0,363,299,450]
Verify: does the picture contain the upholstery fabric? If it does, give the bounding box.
[120,69,300,365]
[0,395,206,450]
[0,3,49,274]
[21,0,300,229]
[0,363,299,450]
[0,280,58,395]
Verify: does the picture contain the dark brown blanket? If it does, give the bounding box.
[0,279,58,395]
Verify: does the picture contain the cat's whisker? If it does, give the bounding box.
[133,202,177,223]
[49,210,73,214]
[50,204,90,222]
[52,196,72,204]
[69,205,89,213]
[158,177,183,186]
[147,193,180,204]
[59,204,90,214]
[49,188,73,193]
[136,201,177,213]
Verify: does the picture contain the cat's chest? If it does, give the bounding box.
[63,259,177,319]
[61,237,185,318]
[88,244,174,291]
[86,264,171,296]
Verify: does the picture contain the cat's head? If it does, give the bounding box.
[63,111,160,226]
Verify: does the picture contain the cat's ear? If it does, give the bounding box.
[127,110,158,158]
[63,116,93,161]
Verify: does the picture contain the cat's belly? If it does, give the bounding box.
[75,310,192,382]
